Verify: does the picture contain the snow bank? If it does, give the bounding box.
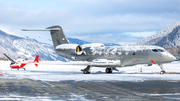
[0,61,180,82]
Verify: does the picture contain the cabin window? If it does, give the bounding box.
[125,52,129,55]
[133,52,136,55]
[152,49,158,52]
[92,51,96,55]
[111,51,116,55]
[104,52,109,56]
[98,51,102,55]
[118,52,122,55]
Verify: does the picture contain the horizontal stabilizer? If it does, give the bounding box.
[22,25,69,50]
[22,28,60,31]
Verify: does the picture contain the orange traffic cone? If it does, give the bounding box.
[140,67,142,72]
[0,70,2,76]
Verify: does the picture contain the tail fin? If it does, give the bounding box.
[22,25,70,50]
[46,25,69,48]
[34,55,39,63]
[34,55,39,67]
[3,53,16,65]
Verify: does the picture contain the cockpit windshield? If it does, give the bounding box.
[152,49,158,52]
[152,49,165,52]
[158,49,165,52]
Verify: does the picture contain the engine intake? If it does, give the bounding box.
[76,45,83,55]
[56,44,83,55]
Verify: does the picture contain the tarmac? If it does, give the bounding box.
[0,79,180,100]
[0,61,180,100]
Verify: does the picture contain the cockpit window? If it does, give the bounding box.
[158,49,165,52]
[152,49,165,52]
[152,49,158,52]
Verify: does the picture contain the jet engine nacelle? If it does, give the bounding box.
[81,43,105,48]
[56,44,83,55]
[56,43,105,56]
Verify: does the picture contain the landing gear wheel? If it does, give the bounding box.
[23,68,26,70]
[160,70,166,74]
[158,64,166,75]
[106,68,112,73]
[81,65,91,74]
[83,71,90,74]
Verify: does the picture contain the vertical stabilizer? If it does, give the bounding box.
[34,55,39,67]
[46,25,69,49]
[34,55,39,63]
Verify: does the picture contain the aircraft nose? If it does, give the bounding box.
[162,52,176,62]
[167,53,176,62]
[171,55,176,61]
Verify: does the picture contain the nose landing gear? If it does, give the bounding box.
[158,64,166,74]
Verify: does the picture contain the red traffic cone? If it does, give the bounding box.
[140,67,142,72]
[0,70,2,76]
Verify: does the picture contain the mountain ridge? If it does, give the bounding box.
[0,30,65,61]
[136,21,180,47]
[0,30,120,61]
[136,21,180,59]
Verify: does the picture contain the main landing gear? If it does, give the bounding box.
[81,65,91,74]
[81,66,119,74]
[106,68,112,73]
[105,67,119,73]
[158,64,166,74]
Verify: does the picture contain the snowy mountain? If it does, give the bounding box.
[55,38,120,46]
[0,30,121,61]
[136,21,180,59]
[68,38,89,45]
[0,30,65,61]
[104,43,121,46]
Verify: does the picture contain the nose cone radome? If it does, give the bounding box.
[167,53,176,62]
[171,55,176,61]
[162,52,176,62]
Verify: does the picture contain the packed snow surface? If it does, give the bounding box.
[0,61,180,81]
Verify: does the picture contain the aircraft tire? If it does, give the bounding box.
[106,68,112,73]
[83,71,90,74]
[160,70,166,74]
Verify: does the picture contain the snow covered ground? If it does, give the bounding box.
[0,61,180,100]
[0,61,180,82]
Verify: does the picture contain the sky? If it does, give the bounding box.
[0,0,180,45]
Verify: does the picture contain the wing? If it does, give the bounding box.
[38,60,121,67]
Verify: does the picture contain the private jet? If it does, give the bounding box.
[22,25,176,74]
